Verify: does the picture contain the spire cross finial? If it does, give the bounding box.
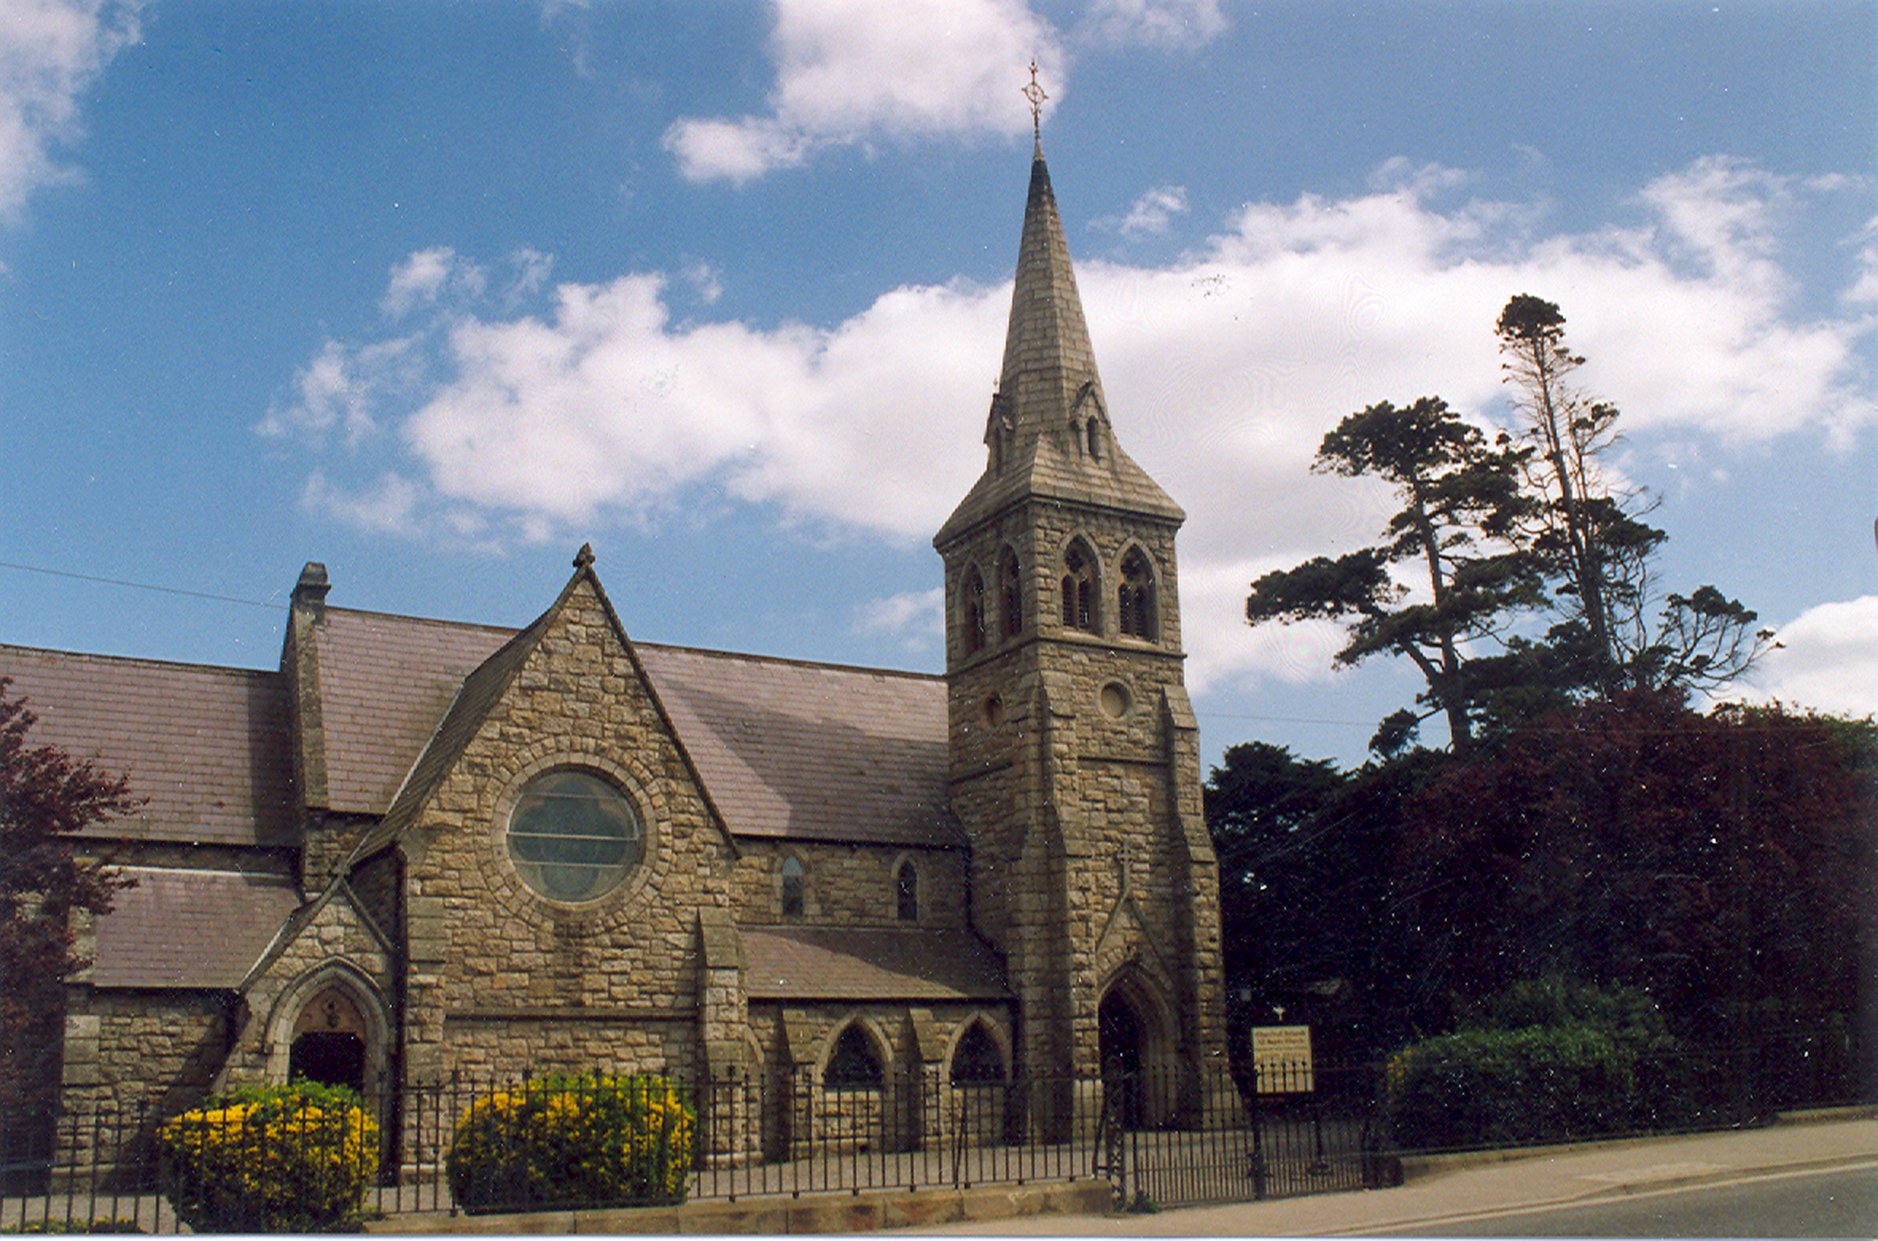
[1021,59,1048,141]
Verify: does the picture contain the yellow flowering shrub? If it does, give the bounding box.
[155,1081,378,1233]
[446,1074,692,1213]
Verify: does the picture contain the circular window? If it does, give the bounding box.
[506,770,643,902]
[1099,682,1132,719]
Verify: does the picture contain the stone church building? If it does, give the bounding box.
[2,142,1228,1160]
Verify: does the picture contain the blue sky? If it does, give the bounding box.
[2,0,1874,771]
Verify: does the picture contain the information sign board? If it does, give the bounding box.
[1251,1025,1314,1094]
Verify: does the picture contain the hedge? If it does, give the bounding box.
[446,1074,693,1214]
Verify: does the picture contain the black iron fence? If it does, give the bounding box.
[2,1035,1867,1231]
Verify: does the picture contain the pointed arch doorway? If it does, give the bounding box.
[287,985,370,1094]
[1098,989,1146,1128]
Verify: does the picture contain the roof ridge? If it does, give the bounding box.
[0,642,280,679]
[322,604,523,636]
[636,640,941,683]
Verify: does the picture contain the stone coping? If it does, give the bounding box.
[365,1179,1115,1235]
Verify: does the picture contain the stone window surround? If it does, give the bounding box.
[485,750,661,923]
[942,1010,1013,1084]
[779,854,806,919]
[819,1013,895,1090]
[889,852,920,922]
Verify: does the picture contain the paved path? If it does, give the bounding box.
[893,1113,1878,1236]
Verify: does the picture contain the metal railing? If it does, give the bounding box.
[3,1035,1865,1231]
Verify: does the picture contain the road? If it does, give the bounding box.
[1381,1163,1878,1238]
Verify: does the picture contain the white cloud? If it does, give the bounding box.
[1101,185,1189,237]
[0,0,141,221]
[854,588,945,650]
[279,157,1875,693]
[300,471,424,538]
[382,246,486,319]
[1845,214,1878,307]
[682,260,723,305]
[664,0,1063,183]
[1739,595,1878,719]
[256,336,424,447]
[1078,0,1227,49]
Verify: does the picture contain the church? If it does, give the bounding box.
[3,138,1229,1164]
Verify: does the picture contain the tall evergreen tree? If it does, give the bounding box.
[1246,396,1541,754]
[1496,294,1772,694]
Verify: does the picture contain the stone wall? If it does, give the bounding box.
[58,989,230,1174]
[729,841,970,928]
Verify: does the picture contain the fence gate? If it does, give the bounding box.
[1110,1068,1393,1211]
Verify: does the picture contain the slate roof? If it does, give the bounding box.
[91,867,302,989]
[306,608,516,815]
[635,644,952,847]
[741,926,1009,1001]
[308,605,955,853]
[0,644,296,847]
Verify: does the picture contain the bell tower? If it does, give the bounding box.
[935,123,1228,1131]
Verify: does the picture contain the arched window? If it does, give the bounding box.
[1085,419,1103,461]
[999,550,1024,638]
[781,855,805,918]
[962,567,987,655]
[825,1024,884,1089]
[1119,548,1158,640]
[950,1022,1005,1085]
[895,859,919,922]
[1061,541,1097,633]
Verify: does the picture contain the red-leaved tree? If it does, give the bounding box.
[1398,690,1877,1040]
[0,679,137,1121]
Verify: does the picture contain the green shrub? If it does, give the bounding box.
[154,1079,379,1234]
[446,1074,693,1214]
[1385,978,1679,1151]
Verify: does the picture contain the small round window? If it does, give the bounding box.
[507,770,643,903]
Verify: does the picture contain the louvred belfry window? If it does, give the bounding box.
[1119,548,1157,640]
[1061,541,1097,632]
[1000,551,1024,637]
[963,567,987,654]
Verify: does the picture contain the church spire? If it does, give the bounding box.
[935,91,1181,549]
[997,142,1103,439]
